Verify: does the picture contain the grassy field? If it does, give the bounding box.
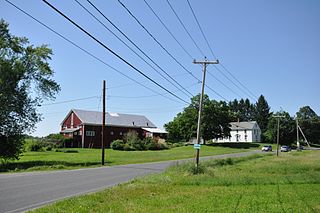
[31,150,320,213]
[0,145,257,172]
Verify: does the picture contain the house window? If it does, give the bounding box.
[110,131,114,135]
[119,132,123,136]
[86,131,95,137]
[79,131,82,136]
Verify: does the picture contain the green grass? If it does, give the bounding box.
[0,145,257,172]
[31,151,320,213]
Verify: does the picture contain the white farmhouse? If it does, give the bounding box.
[213,121,261,143]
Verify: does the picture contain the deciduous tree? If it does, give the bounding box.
[0,19,60,160]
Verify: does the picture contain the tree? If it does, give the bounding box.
[296,106,320,145]
[264,111,295,145]
[202,100,232,140]
[0,19,60,160]
[254,95,272,134]
[229,98,255,121]
[165,94,233,142]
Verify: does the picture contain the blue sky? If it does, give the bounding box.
[1,0,319,136]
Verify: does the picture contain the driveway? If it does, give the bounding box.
[0,150,263,213]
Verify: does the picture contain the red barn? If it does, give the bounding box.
[60,109,166,148]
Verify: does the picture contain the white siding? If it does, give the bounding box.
[213,121,261,143]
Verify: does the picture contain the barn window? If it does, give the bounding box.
[86,131,95,137]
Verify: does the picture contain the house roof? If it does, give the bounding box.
[230,121,260,130]
[142,127,168,134]
[64,109,157,128]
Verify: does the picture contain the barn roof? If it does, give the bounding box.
[64,109,156,128]
[230,121,260,130]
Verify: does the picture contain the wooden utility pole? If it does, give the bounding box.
[101,80,106,165]
[296,118,300,150]
[273,115,285,156]
[296,117,310,148]
[193,57,219,169]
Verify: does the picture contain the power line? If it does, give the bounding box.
[4,0,183,104]
[144,0,243,100]
[143,0,193,60]
[220,63,258,100]
[41,96,99,106]
[117,0,228,101]
[117,0,199,81]
[206,71,242,98]
[211,65,254,100]
[41,0,190,105]
[185,0,258,101]
[108,82,200,99]
[75,0,193,98]
[186,0,217,59]
[166,0,205,57]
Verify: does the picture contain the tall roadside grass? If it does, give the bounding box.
[31,151,320,213]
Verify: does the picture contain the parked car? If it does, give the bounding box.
[262,145,272,152]
[280,145,291,152]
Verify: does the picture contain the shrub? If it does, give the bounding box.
[146,138,168,150]
[111,140,125,150]
[25,140,45,152]
[123,144,135,151]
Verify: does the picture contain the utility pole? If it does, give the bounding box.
[101,80,106,165]
[296,117,310,148]
[273,115,285,156]
[193,57,219,169]
[296,118,300,150]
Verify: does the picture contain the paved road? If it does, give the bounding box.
[0,150,263,213]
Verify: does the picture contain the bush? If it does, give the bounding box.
[111,140,125,150]
[110,130,169,151]
[25,140,45,152]
[123,144,135,151]
[146,139,169,150]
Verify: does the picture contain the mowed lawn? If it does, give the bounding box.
[31,151,320,213]
[0,145,256,172]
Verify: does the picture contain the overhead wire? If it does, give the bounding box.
[117,0,227,101]
[144,0,237,100]
[75,0,193,98]
[186,0,258,101]
[186,0,217,60]
[117,0,199,81]
[166,0,205,57]
[3,0,184,105]
[41,0,191,105]
[41,96,99,106]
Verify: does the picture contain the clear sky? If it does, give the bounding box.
[1,0,319,137]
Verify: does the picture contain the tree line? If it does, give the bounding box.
[165,94,320,146]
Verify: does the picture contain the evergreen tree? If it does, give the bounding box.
[255,95,271,133]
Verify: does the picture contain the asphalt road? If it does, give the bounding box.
[0,150,263,213]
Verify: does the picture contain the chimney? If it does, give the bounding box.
[132,121,135,126]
